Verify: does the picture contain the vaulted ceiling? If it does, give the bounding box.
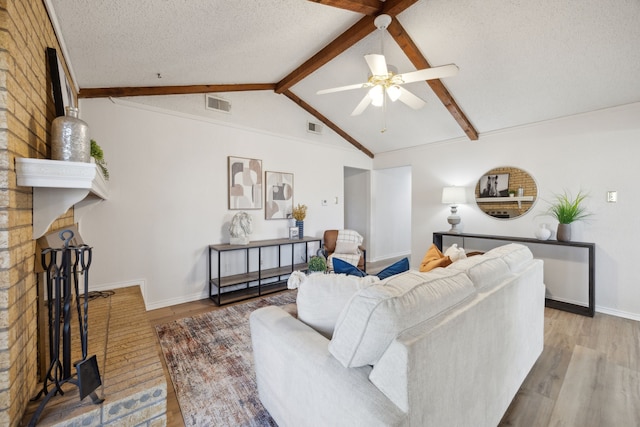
[47,0,640,157]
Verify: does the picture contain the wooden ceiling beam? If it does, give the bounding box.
[283,90,374,158]
[78,83,276,98]
[277,0,418,94]
[275,15,376,94]
[307,0,382,15]
[387,20,479,140]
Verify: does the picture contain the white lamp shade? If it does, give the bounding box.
[442,186,467,205]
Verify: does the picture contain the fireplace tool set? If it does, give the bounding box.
[29,229,103,426]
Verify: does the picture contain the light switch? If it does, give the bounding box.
[607,191,617,203]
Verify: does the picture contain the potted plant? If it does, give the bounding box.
[292,204,307,239]
[307,255,327,273]
[508,189,516,197]
[546,190,591,241]
[90,139,109,180]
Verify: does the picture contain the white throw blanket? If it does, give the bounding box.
[328,229,363,270]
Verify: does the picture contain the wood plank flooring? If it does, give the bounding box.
[149,291,640,427]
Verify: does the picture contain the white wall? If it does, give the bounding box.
[344,167,370,249]
[374,102,640,320]
[77,97,371,309]
[370,166,412,261]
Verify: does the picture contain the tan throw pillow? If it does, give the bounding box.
[419,244,452,272]
[334,240,360,255]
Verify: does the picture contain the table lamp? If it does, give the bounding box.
[442,186,467,233]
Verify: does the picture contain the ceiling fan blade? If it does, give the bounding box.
[397,64,459,84]
[364,54,388,76]
[317,82,368,95]
[397,87,426,110]
[351,94,372,116]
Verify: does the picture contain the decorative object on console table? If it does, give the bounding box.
[292,203,307,239]
[51,107,90,162]
[441,186,467,233]
[229,212,252,245]
[534,223,552,240]
[545,190,591,242]
[289,227,298,240]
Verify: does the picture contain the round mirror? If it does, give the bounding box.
[475,166,537,220]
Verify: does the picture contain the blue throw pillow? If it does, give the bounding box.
[332,257,366,277]
[332,257,410,280]
[376,257,410,280]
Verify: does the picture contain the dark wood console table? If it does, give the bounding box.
[433,232,595,317]
[209,237,321,305]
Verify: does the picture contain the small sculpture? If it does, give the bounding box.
[229,212,252,245]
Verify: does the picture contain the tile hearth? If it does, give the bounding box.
[22,286,166,426]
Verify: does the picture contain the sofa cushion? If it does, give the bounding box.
[484,243,534,272]
[328,269,476,368]
[296,273,379,338]
[446,255,511,290]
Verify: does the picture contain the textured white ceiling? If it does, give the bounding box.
[48,0,640,155]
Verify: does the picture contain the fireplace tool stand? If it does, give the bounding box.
[29,230,104,426]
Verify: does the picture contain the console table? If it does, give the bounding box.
[433,232,595,317]
[209,237,321,305]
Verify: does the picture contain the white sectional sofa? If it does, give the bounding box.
[250,244,545,427]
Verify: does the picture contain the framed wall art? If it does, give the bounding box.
[228,156,263,210]
[47,47,74,117]
[265,171,293,219]
[479,173,510,198]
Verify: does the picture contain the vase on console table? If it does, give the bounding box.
[296,220,304,239]
[556,223,571,242]
[535,224,551,240]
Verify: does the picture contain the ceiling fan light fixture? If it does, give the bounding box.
[369,85,384,107]
[387,85,401,102]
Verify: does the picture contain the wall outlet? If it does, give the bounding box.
[321,199,328,206]
[607,191,617,202]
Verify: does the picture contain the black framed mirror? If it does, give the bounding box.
[474,166,537,220]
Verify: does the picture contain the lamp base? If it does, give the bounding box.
[447,214,461,234]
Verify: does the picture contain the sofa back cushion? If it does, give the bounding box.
[297,273,379,338]
[328,269,476,368]
[484,243,534,272]
[446,256,511,290]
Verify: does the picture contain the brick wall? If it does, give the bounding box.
[0,0,75,425]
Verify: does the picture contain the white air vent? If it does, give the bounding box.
[205,95,231,113]
[307,121,323,134]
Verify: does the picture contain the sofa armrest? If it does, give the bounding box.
[250,306,405,427]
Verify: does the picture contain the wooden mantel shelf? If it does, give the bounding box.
[16,158,109,239]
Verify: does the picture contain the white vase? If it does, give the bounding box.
[535,224,551,240]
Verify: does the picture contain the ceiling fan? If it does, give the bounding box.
[317,14,459,121]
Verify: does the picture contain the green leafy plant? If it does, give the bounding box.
[307,255,327,273]
[90,139,109,180]
[546,190,591,224]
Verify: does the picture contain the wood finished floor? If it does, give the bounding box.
[148,294,640,427]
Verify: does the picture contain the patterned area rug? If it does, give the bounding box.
[156,291,297,426]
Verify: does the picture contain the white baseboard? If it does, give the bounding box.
[145,291,209,311]
[595,306,640,322]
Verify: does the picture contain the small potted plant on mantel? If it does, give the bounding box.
[90,139,109,180]
[546,190,591,242]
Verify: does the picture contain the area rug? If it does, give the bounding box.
[155,291,297,426]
